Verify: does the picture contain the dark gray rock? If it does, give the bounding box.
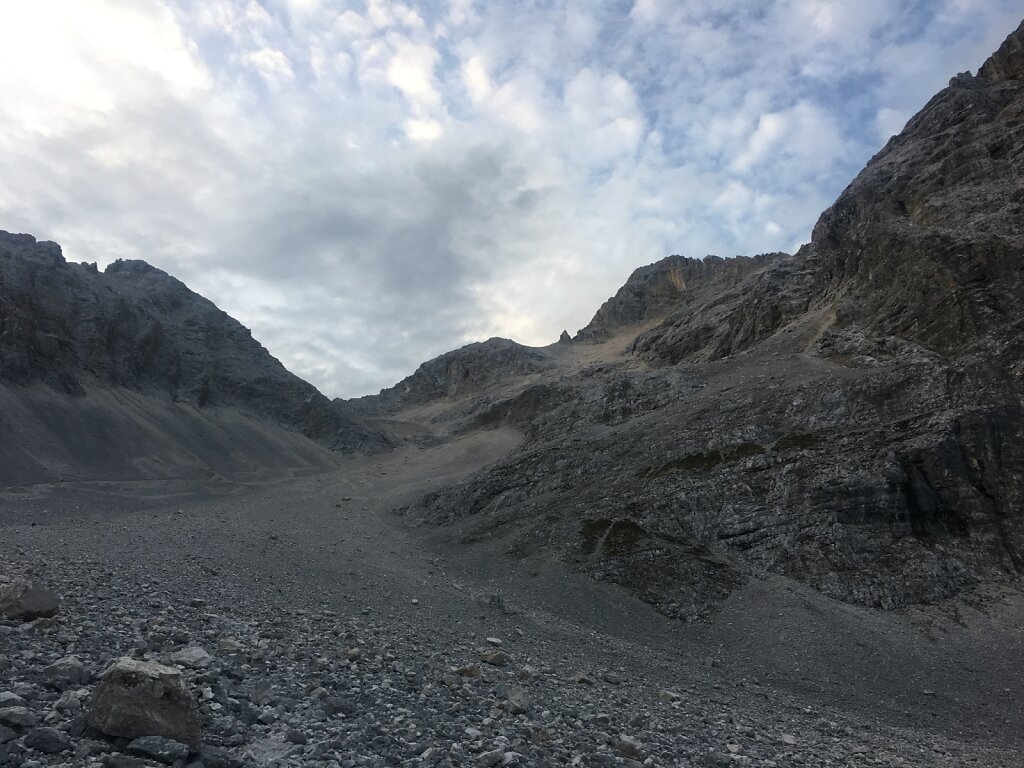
[127,735,193,764]
[0,707,38,729]
[101,757,148,768]
[194,745,235,768]
[43,656,90,688]
[23,726,71,754]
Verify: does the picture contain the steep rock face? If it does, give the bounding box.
[0,232,388,456]
[631,255,815,364]
[347,338,553,417]
[399,21,1024,617]
[806,25,1024,356]
[575,253,784,342]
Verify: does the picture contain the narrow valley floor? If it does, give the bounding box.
[2,427,1022,767]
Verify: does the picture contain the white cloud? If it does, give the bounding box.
[630,0,663,24]
[336,10,373,38]
[387,39,442,111]
[0,0,210,135]
[404,118,443,141]
[462,54,491,102]
[245,48,295,86]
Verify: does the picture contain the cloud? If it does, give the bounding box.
[245,47,295,85]
[0,0,1020,398]
[387,39,441,111]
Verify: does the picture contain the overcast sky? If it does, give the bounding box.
[0,1,1019,397]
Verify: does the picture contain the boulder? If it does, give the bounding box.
[87,658,201,749]
[0,581,59,621]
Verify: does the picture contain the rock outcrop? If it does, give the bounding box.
[346,337,553,417]
[88,658,202,750]
[575,253,785,343]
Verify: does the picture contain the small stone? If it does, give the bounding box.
[54,690,84,714]
[506,687,530,715]
[702,752,732,767]
[24,726,71,753]
[573,672,593,685]
[657,690,681,703]
[0,693,25,709]
[217,638,243,653]
[197,745,233,768]
[485,637,502,646]
[285,729,307,745]
[251,679,275,706]
[257,711,277,725]
[601,672,621,685]
[615,737,642,759]
[478,747,505,766]
[480,649,508,666]
[781,734,797,746]
[518,666,539,680]
[127,735,192,764]
[167,647,213,669]
[455,664,481,678]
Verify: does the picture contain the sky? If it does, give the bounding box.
[0,1,1020,398]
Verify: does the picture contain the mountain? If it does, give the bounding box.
[3,22,1021,617]
[373,21,1024,617]
[0,232,389,485]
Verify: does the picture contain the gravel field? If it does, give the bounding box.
[2,431,1021,767]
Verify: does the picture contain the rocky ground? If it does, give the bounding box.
[1,431,1022,768]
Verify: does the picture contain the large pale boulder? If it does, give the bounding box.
[87,657,201,749]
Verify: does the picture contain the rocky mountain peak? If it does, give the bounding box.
[978,19,1024,81]
[347,337,553,417]
[576,252,785,342]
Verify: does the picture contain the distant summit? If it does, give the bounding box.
[575,253,785,343]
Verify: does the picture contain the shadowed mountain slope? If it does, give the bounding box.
[0,233,389,484]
